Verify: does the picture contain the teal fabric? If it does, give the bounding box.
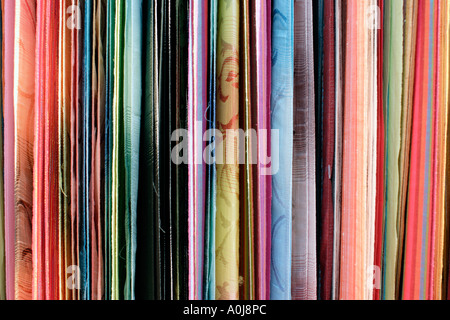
[124,0,142,300]
[80,0,92,300]
[204,0,217,301]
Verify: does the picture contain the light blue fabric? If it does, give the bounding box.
[124,0,142,300]
[270,0,294,300]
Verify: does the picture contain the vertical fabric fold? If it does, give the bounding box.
[332,0,344,300]
[123,0,142,301]
[104,0,115,300]
[111,0,125,300]
[319,0,335,300]
[250,0,272,301]
[69,0,81,301]
[80,0,92,300]
[292,0,316,300]
[0,3,5,300]
[396,0,418,300]
[382,0,404,300]
[403,0,437,300]
[58,0,73,301]
[270,0,293,301]
[239,0,254,301]
[33,0,60,300]
[442,0,450,301]
[136,0,155,301]
[3,0,15,301]
[204,0,218,301]
[188,0,208,300]
[174,0,189,300]
[340,0,377,300]
[13,0,36,300]
[90,0,106,300]
[216,0,240,300]
[374,0,385,301]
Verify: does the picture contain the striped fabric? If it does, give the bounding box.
[0,0,448,301]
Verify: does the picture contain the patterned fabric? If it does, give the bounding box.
[216,0,240,301]
[14,0,36,301]
[270,0,293,301]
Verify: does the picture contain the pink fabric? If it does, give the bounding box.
[3,0,16,301]
[251,0,272,300]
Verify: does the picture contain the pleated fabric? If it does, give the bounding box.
[270,0,293,301]
[292,0,316,300]
[32,0,60,300]
[44,0,60,300]
[58,0,73,301]
[13,0,35,300]
[401,0,450,300]
[403,0,438,300]
[110,0,143,301]
[365,0,378,302]
[0,0,449,302]
[215,0,240,301]
[396,0,418,300]
[318,0,335,301]
[339,0,377,300]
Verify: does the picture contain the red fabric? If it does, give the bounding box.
[319,0,335,301]
[374,0,385,301]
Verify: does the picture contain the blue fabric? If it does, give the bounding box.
[270,0,294,300]
[203,0,217,301]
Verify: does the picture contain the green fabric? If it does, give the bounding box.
[104,0,116,300]
[383,0,404,300]
[112,0,126,300]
